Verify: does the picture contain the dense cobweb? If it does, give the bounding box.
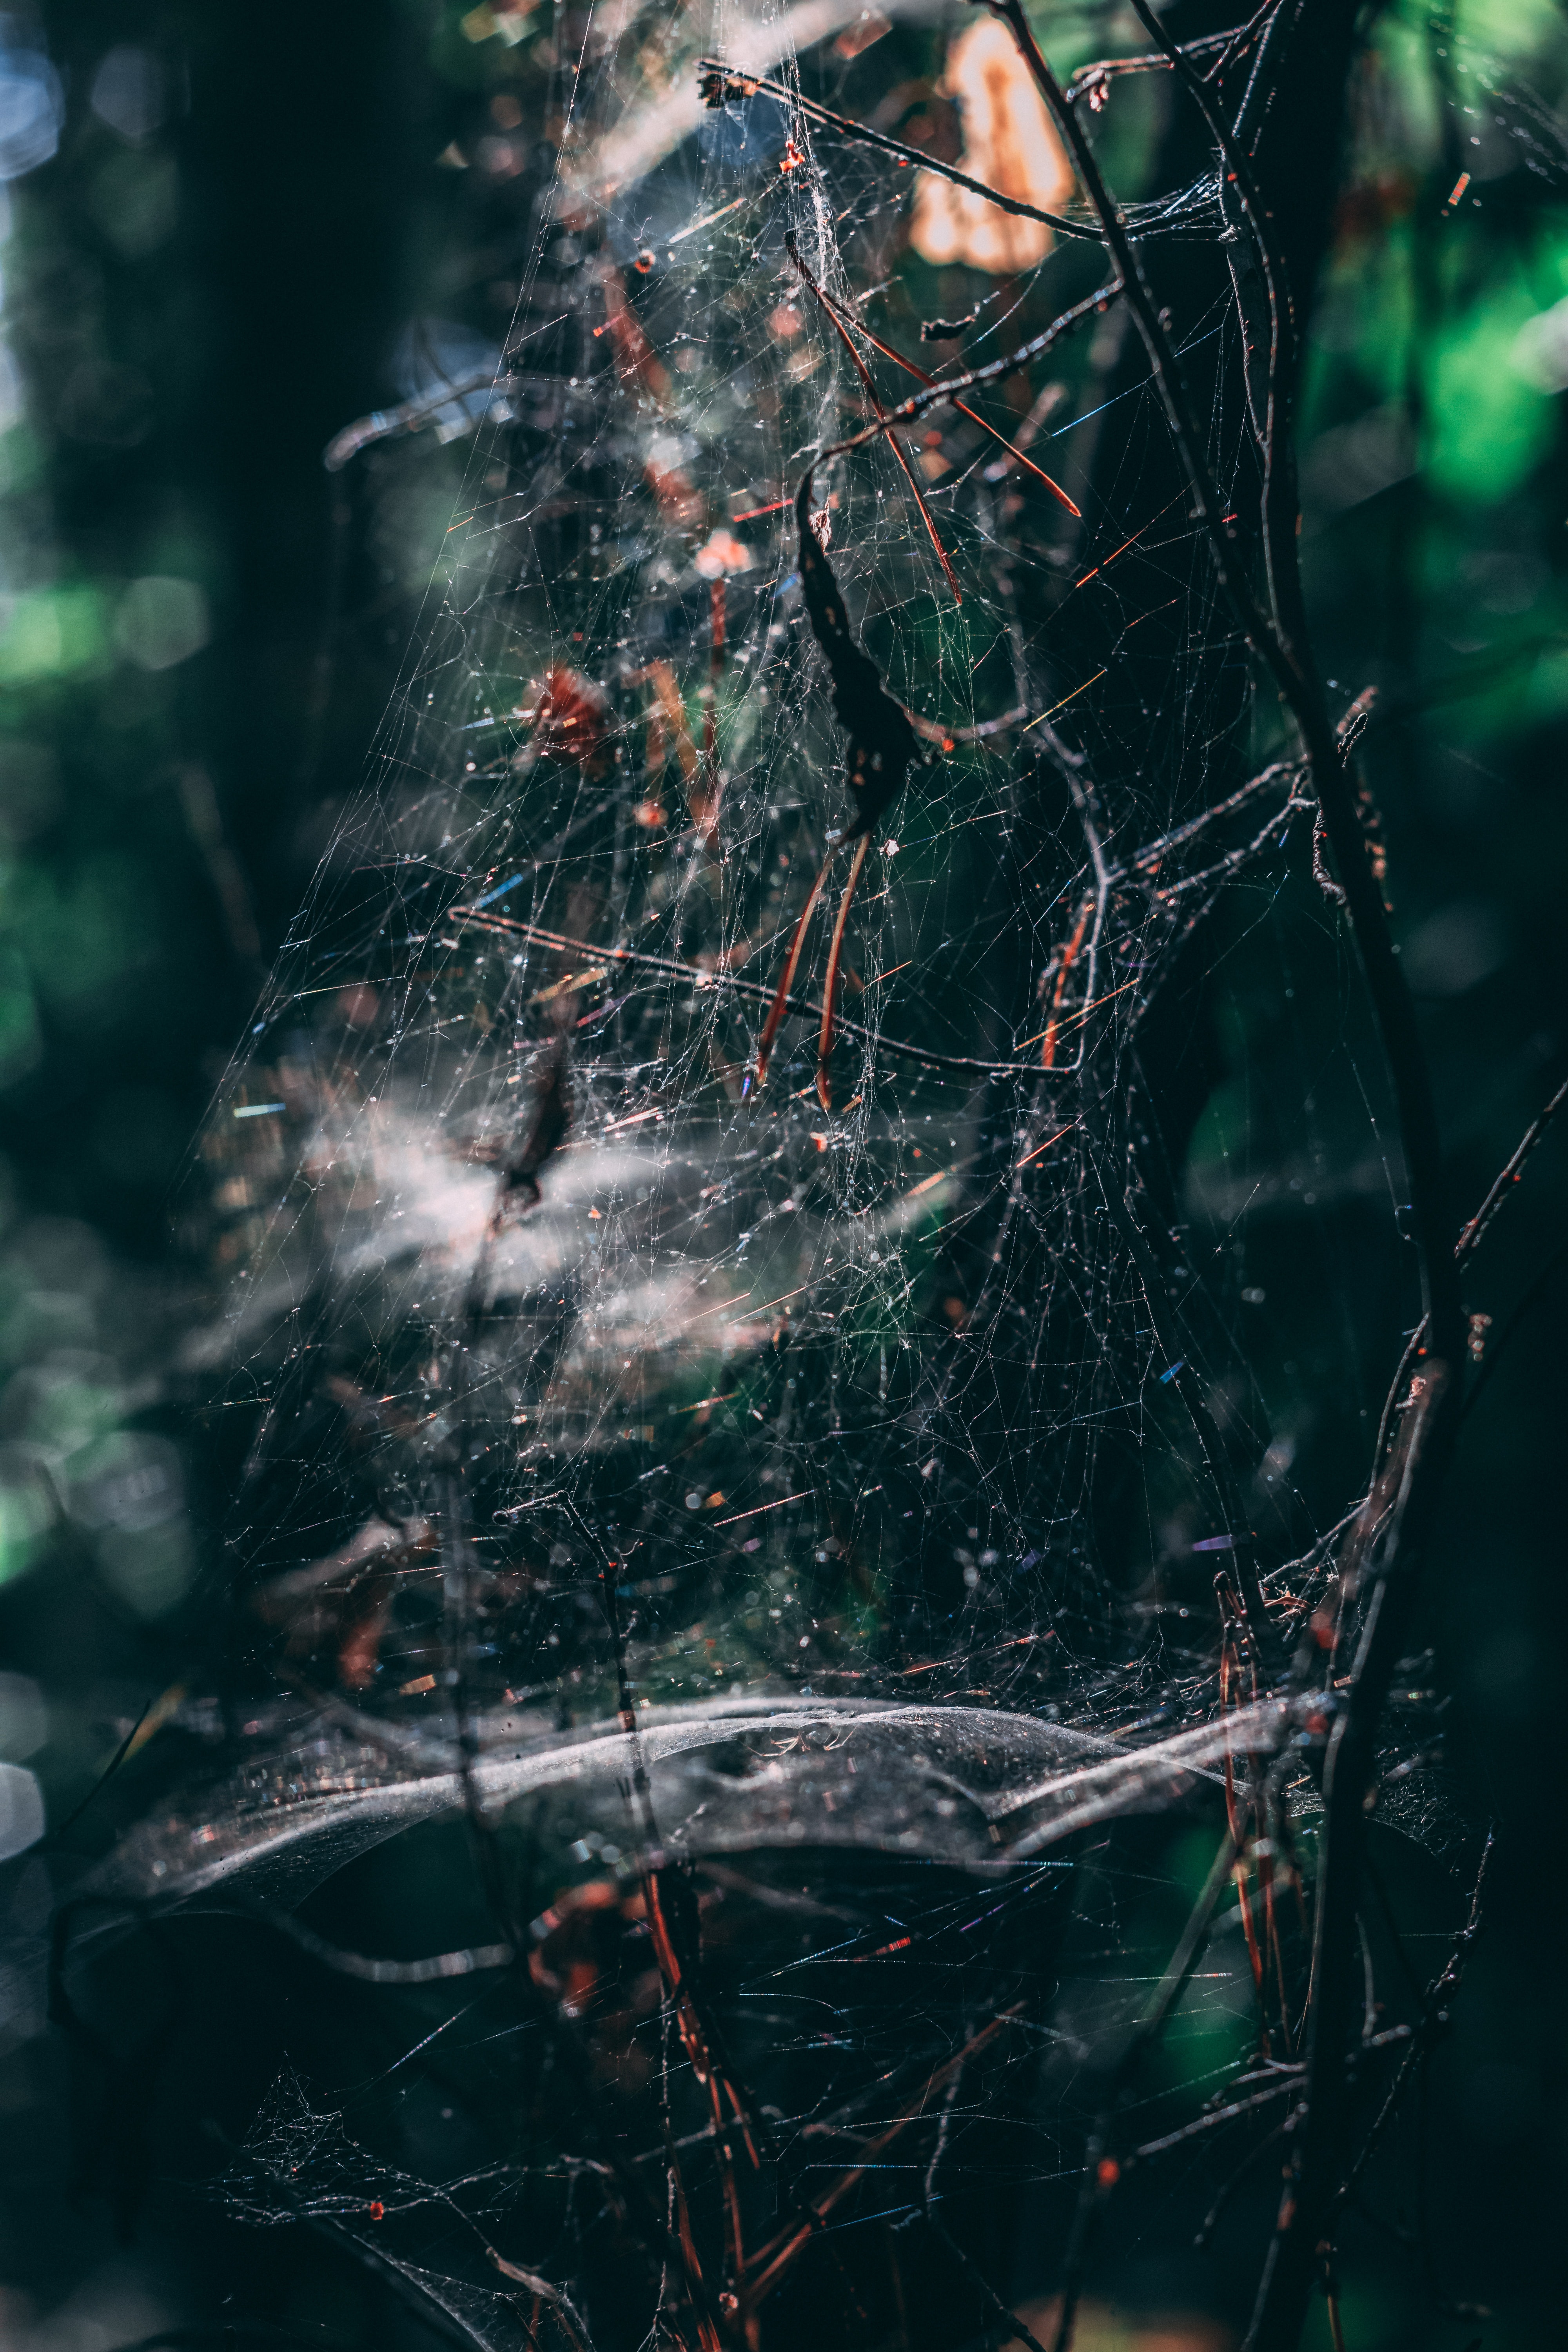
[63,5,1520,2345]
[202,7,1311,1756]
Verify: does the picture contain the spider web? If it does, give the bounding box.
[64,6,1511,2345]
[203,4,1311,1757]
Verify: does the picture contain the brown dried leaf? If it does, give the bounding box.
[910,18,1076,275]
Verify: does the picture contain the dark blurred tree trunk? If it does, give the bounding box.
[175,0,430,939]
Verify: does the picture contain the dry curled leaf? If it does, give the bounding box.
[909,18,1076,275]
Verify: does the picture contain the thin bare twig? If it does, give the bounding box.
[1247,1363,1453,2350]
[1122,0,1301,653]
[1048,1824,1243,2352]
[1331,1830,1494,2214]
[201,1904,515,1985]
[1069,8,1276,94]
[808,269,1079,514]
[742,2007,1025,2311]
[974,25,1462,2335]
[786,233,963,601]
[918,2037,1053,2352]
[212,2133,492,2352]
[324,366,519,472]
[451,907,1038,1080]
[813,283,1125,473]
[1461,1237,1568,1424]
[1373,1067,1567,1472]
[1457,1072,1568,1258]
[697,62,1099,241]
[984,0,1461,1375]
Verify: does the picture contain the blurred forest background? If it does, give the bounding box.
[0,2,1565,2347]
